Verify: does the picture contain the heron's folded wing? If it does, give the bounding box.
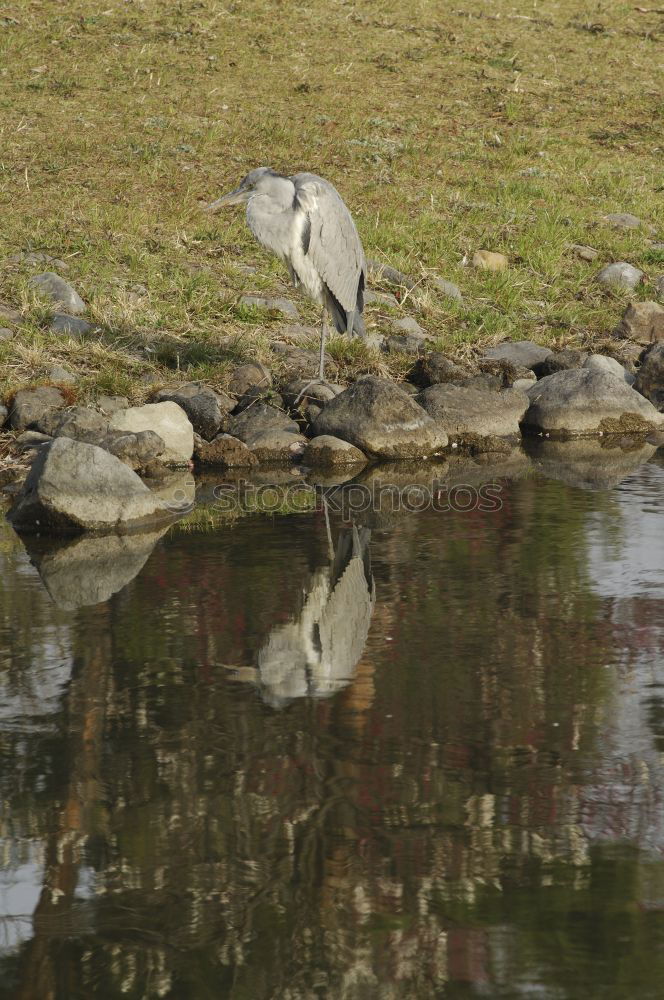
[291,173,365,315]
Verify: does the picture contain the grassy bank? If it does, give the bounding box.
[0,0,662,403]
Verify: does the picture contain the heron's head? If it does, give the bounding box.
[203,167,282,213]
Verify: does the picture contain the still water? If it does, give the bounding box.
[0,441,663,999]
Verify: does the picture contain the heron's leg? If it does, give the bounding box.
[318,310,327,381]
[293,309,328,408]
[322,492,334,561]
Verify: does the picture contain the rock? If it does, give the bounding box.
[571,244,598,262]
[407,353,468,388]
[431,276,463,301]
[29,273,85,314]
[240,295,299,318]
[228,362,272,397]
[484,340,552,370]
[384,333,427,357]
[249,429,307,463]
[102,430,166,471]
[0,301,21,324]
[194,432,259,467]
[596,262,644,291]
[613,301,664,346]
[522,369,664,437]
[49,313,94,338]
[417,384,529,446]
[6,251,69,271]
[16,430,52,450]
[0,328,13,341]
[476,359,536,389]
[525,438,657,491]
[10,386,66,431]
[277,323,317,343]
[270,343,339,380]
[532,349,587,378]
[654,276,664,303]
[234,385,285,414]
[635,343,664,411]
[37,406,109,443]
[153,381,233,440]
[303,435,368,469]
[228,402,300,445]
[602,212,644,230]
[97,394,129,415]
[7,438,173,536]
[281,379,342,412]
[472,250,508,272]
[0,403,7,426]
[48,365,77,384]
[21,528,169,609]
[367,260,418,290]
[364,289,400,308]
[312,376,448,459]
[391,317,426,337]
[583,354,635,385]
[109,401,194,465]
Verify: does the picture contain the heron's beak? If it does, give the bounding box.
[203,186,250,213]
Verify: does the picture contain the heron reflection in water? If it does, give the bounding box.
[225,521,375,708]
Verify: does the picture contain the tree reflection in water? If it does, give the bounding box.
[0,457,663,999]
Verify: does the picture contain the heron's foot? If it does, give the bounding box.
[294,378,326,407]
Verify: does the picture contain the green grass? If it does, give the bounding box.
[0,0,662,406]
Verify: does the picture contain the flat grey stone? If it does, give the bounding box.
[431,276,463,301]
[384,333,427,357]
[16,430,53,450]
[367,260,417,290]
[391,316,426,337]
[48,365,77,384]
[49,313,93,337]
[417,383,529,440]
[6,251,69,271]
[523,368,664,437]
[571,244,598,262]
[29,273,85,314]
[364,289,399,308]
[7,438,172,535]
[603,212,644,230]
[596,262,644,291]
[0,301,21,324]
[484,340,553,370]
[240,295,299,318]
[0,327,13,341]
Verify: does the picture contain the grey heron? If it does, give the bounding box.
[204,167,367,382]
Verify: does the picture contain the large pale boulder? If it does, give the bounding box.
[312,376,447,459]
[109,401,193,464]
[417,384,529,446]
[523,369,664,437]
[7,438,173,535]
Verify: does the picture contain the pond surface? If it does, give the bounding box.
[1,442,663,999]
